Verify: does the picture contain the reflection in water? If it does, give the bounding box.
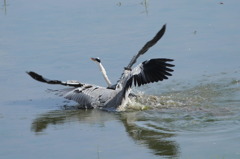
[140,0,149,15]
[1,0,7,15]
[32,109,179,158]
[31,74,239,158]
[116,0,149,15]
[31,110,115,133]
[120,111,179,157]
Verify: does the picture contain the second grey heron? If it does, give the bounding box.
[27,24,174,111]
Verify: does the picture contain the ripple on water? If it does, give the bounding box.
[125,74,240,135]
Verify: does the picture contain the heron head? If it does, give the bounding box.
[91,57,101,63]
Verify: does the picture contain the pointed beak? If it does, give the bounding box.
[90,57,96,61]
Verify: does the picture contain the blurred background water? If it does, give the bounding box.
[0,0,240,158]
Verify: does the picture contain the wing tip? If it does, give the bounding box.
[162,23,167,31]
[26,71,40,79]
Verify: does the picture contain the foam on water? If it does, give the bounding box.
[125,72,240,133]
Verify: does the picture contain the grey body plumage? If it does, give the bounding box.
[27,24,174,111]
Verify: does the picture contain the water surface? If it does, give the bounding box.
[0,0,240,158]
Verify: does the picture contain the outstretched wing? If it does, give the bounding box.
[125,58,174,89]
[125,24,166,70]
[26,71,113,108]
[26,71,84,87]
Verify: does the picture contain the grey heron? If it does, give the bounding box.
[27,24,174,111]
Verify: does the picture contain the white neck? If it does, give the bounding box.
[98,63,112,87]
